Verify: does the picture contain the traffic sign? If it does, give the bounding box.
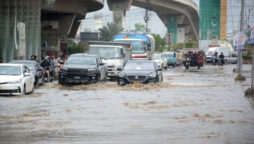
[248,25,254,44]
[234,32,246,50]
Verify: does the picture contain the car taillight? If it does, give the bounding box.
[132,55,147,58]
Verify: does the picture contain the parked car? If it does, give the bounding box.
[117,60,163,86]
[0,64,35,95]
[58,53,107,84]
[163,52,177,67]
[10,60,44,87]
[152,54,168,69]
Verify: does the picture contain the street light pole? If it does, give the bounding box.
[237,0,245,78]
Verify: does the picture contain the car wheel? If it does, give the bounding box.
[22,84,26,95]
[58,78,65,85]
[118,78,126,86]
[29,84,34,94]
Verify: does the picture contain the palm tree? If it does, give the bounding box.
[99,22,123,41]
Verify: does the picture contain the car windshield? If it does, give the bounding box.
[89,47,123,59]
[124,62,155,71]
[67,56,97,65]
[152,55,161,60]
[167,53,173,57]
[0,66,21,75]
[231,54,237,57]
[116,40,145,54]
[23,63,35,70]
[10,61,35,70]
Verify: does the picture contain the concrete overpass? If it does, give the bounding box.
[0,0,104,62]
[108,0,199,43]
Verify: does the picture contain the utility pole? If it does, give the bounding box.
[144,0,151,33]
[237,0,245,78]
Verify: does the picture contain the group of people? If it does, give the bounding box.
[212,52,225,65]
[0,54,69,81]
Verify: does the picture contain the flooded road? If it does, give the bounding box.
[1,64,254,144]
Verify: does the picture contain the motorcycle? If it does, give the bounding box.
[43,66,53,82]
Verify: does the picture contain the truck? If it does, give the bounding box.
[112,32,155,60]
[206,47,236,63]
[88,41,132,79]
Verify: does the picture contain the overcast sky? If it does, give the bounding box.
[80,0,199,37]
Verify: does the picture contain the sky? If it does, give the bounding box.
[80,0,200,38]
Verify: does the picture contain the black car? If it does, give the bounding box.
[58,53,107,84]
[117,60,163,86]
[10,60,44,87]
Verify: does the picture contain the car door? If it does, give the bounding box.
[24,66,34,92]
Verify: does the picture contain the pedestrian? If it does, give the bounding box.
[31,55,35,60]
[0,57,3,63]
[219,52,225,65]
[15,57,20,60]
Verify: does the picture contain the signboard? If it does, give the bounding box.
[17,22,26,57]
[233,32,246,51]
[248,25,254,44]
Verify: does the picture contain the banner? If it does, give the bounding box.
[248,25,254,44]
[234,32,246,51]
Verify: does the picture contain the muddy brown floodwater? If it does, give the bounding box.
[1,65,254,144]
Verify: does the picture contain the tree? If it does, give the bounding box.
[134,23,146,31]
[152,34,166,52]
[99,22,123,41]
[67,39,82,54]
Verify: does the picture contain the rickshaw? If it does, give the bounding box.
[183,50,205,69]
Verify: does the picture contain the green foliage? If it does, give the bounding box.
[99,22,123,41]
[134,23,146,31]
[152,34,166,52]
[67,40,82,54]
[184,41,198,48]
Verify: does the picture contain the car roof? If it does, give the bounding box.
[0,63,23,67]
[70,53,98,58]
[10,60,37,64]
[127,60,154,63]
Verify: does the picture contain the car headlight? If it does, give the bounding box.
[149,73,157,78]
[8,79,22,84]
[119,72,125,77]
[88,69,97,73]
[60,67,68,73]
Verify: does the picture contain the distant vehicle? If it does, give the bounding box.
[206,47,234,63]
[163,52,177,67]
[88,41,132,79]
[10,60,44,87]
[152,54,168,69]
[227,53,238,64]
[117,60,163,86]
[112,32,155,60]
[58,54,107,84]
[0,64,34,95]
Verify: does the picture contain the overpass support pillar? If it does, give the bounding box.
[0,0,42,62]
[107,0,132,29]
[160,14,196,44]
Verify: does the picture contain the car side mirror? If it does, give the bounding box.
[99,63,104,66]
[38,68,43,71]
[24,72,31,77]
[157,68,162,71]
[117,68,122,71]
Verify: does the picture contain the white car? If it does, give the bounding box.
[0,64,35,95]
[152,54,168,69]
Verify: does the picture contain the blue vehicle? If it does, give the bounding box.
[163,52,177,67]
[112,33,155,60]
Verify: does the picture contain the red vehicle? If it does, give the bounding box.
[183,50,205,69]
